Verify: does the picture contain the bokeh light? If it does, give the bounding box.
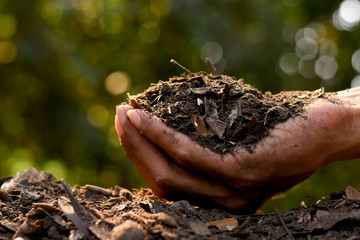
[0,41,16,64]
[351,75,360,87]
[0,14,17,38]
[296,37,318,60]
[315,56,338,80]
[105,71,130,95]
[352,49,360,72]
[332,0,360,31]
[87,104,109,127]
[200,42,223,64]
[279,52,299,76]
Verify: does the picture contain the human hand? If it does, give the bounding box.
[115,87,360,213]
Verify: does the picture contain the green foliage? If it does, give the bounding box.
[0,0,360,212]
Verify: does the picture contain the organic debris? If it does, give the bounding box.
[1,168,360,239]
[128,60,333,153]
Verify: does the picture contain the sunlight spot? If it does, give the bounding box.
[296,37,318,60]
[279,52,298,76]
[351,49,360,72]
[315,56,338,80]
[0,15,17,38]
[333,0,360,31]
[351,75,360,88]
[87,104,109,127]
[105,71,130,95]
[200,42,223,64]
[0,41,17,64]
[151,0,172,16]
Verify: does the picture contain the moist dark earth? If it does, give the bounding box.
[2,168,360,240]
[128,71,332,153]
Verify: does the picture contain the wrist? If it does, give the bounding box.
[325,102,360,164]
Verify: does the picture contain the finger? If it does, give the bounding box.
[337,86,360,97]
[116,113,237,202]
[126,109,247,177]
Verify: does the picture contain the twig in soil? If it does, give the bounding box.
[206,57,217,75]
[170,59,193,75]
[61,179,83,214]
[61,179,92,240]
[274,206,295,240]
[342,195,360,202]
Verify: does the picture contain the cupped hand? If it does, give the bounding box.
[115,87,360,213]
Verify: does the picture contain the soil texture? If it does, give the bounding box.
[128,70,331,153]
[1,168,360,240]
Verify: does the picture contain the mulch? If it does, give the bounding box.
[127,60,334,153]
[1,168,360,240]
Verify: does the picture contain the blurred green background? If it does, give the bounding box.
[1,0,360,212]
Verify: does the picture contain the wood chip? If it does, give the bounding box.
[83,184,113,196]
[191,115,207,137]
[206,117,227,139]
[205,98,218,119]
[222,82,230,103]
[345,185,360,200]
[189,221,211,236]
[32,203,60,213]
[205,217,238,231]
[110,220,145,240]
[153,212,177,227]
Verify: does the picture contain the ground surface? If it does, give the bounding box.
[1,168,360,240]
[128,70,332,153]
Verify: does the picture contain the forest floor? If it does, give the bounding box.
[1,168,360,240]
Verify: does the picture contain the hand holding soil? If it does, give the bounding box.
[115,72,360,213]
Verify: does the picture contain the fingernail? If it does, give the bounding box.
[127,110,141,129]
[117,107,126,125]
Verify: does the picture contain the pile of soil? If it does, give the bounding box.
[128,64,331,153]
[1,168,360,240]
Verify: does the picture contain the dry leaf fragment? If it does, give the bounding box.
[205,98,218,119]
[264,106,289,125]
[206,117,227,139]
[248,116,258,130]
[227,105,238,127]
[345,185,360,200]
[205,217,238,231]
[191,115,207,137]
[189,221,211,236]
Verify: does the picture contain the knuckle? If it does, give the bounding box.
[171,147,189,165]
[152,174,172,190]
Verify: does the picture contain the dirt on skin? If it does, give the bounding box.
[1,168,360,240]
[128,69,334,153]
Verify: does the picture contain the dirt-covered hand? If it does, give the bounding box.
[115,88,360,213]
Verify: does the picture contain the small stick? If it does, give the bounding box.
[61,180,84,218]
[274,206,295,240]
[170,59,193,75]
[206,57,217,75]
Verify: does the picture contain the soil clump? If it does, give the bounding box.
[128,64,332,153]
[1,168,360,240]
